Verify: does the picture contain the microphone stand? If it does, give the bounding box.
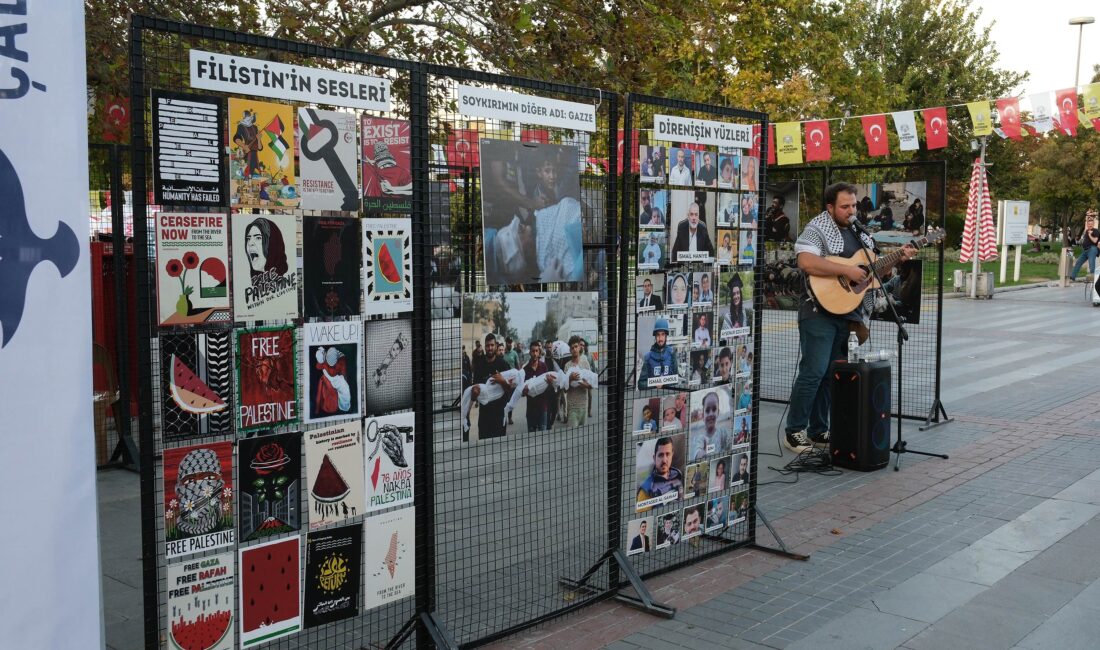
[849,221,948,471]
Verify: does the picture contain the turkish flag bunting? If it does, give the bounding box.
[1055,88,1078,136]
[804,120,832,162]
[616,129,640,174]
[861,114,890,157]
[767,123,776,165]
[521,128,549,144]
[922,107,949,150]
[750,124,762,159]
[995,98,1022,140]
[445,128,480,171]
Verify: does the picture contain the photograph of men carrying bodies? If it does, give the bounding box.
[480,140,584,286]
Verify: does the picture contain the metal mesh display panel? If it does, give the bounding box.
[130,17,419,649]
[620,95,767,580]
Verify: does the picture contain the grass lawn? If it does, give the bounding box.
[943,243,1067,288]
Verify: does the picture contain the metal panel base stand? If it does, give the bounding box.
[749,506,810,561]
[919,399,953,431]
[560,548,676,618]
[386,611,458,650]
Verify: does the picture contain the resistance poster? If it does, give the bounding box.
[364,412,415,513]
[231,213,299,321]
[155,212,230,326]
[164,441,235,560]
[302,321,363,424]
[166,551,235,650]
[235,325,298,432]
[306,421,366,528]
[159,331,233,439]
[363,506,415,612]
[303,216,361,318]
[228,97,299,208]
[305,524,363,628]
[237,432,302,543]
[362,218,413,315]
[152,90,226,206]
[239,536,301,647]
[297,107,359,211]
[361,116,412,213]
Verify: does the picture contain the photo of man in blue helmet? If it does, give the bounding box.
[638,316,679,389]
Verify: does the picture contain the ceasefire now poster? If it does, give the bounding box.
[155,212,231,326]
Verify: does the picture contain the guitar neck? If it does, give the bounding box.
[870,235,931,274]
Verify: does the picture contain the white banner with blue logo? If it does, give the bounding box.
[0,2,102,647]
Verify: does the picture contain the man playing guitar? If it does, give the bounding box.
[782,182,917,454]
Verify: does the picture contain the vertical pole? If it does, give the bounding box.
[970,137,987,299]
[750,114,769,545]
[934,161,946,416]
[1075,25,1085,89]
[1014,245,1022,282]
[108,143,134,464]
[608,94,626,591]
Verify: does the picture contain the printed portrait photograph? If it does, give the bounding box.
[694,149,718,188]
[668,146,695,186]
[670,189,716,262]
[717,229,737,266]
[632,396,662,435]
[639,145,666,183]
[655,511,681,548]
[709,456,731,493]
[626,516,655,556]
[706,495,729,532]
[717,151,740,190]
[718,191,739,227]
[719,270,753,340]
[660,392,689,433]
[639,188,668,230]
[638,231,667,270]
[635,433,687,512]
[688,384,733,462]
[636,273,666,312]
[684,461,709,499]
[682,502,705,540]
[666,271,692,309]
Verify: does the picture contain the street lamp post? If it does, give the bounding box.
[1062,17,1094,287]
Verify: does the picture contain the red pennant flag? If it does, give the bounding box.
[101,95,130,143]
[995,98,1022,140]
[521,128,549,144]
[803,120,832,162]
[767,123,776,165]
[861,115,890,157]
[1055,88,1079,136]
[445,128,480,171]
[922,107,949,150]
[750,124,762,159]
[616,129,640,174]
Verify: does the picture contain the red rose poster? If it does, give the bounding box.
[361,116,411,213]
[155,212,231,326]
[239,536,301,647]
[163,441,235,560]
[237,432,302,542]
[236,325,298,432]
[166,551,234,650]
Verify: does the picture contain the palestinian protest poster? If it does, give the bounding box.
[237,432,302,543]
[361,116,412,213]
[166,551,235,650]
[363,317,413,414]
[297,107,359,211]
[306,421,365,529]
[303,321,362,425]
[305,524,363,628]
[155,212,230,325]
[635,433,686,512]
[152,90,226,206]
[362,218,413,315]
[239,536,301,647]
[365,412,415,513]
[231,213,299,321]
[164,442,235,560]
[303,216,361,318]
[228,98,299,208]
[160,331,233,439]
[363,506,415,612]
[480,140,584,285]
[235,325,298,432]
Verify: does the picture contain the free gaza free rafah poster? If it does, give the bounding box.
[235,325,298,432]
[163,441,235,560]
[155,212,231,325]
[231,213,299,322]
[166,550,235,650]
[228,97,299,208]
[297,107,360,211]
[361,116,412,213]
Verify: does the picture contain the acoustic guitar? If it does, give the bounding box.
[807,228,946,320]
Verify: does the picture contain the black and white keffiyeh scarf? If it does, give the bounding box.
[795,211,878,321]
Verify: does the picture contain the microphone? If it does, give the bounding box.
[847,214,871,236]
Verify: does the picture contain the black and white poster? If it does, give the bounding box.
[364,317,413,415]
[305,524,363,628]
[152,90,226,206]
[365,412,415,513]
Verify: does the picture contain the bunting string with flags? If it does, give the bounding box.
[891,110,919,151]
[1055,88,1079,136]
[804,119,831,161]
[996,97,1022,140]
[959,158,998,263]
[861,114,890,157]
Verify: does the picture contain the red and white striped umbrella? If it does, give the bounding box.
[959,157,998,263]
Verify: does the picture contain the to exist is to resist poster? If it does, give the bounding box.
[303,321,362,424]
[237,432,302,543]
[228,97,299,209]
[365,412,414,513]
[160,331,233,439]
[231,213,299,322]
[236,325,298,432]
[305,524,363,628]
[361,116,412,213]
[363,506,415,612]
[306,421,366,528]
[362,218,413,315]
[164,441,235,560]
[166,551,235,650]
[239,536,301,647]
[297,108,360,212]
[155,212,231,326]
[152,90,227,206]
[303,216,361,318]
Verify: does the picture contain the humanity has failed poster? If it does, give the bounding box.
[297,107,359,211]
[305,524,363,628]
[228,97,299,208]
[303,321,362,424]
[160,331,233,439]
[231,213,299,322]
[303,216,361,318]
[363,506,415,612]
[239,536,301,647]
[364,412,414,513]
[164,441,235,560]
[237,432,302,543]
[165,550,235,650]
[155,212,231,326]
[152,89,227,207]
[235,325,298,432]
[306,421,366,529]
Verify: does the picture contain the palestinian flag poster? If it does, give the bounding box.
[297,107,360,212]
[303,216,361,318]
[362,218,413,315]
[164,442,235,560]
[303,321,362,425]
[365,412,414,513]
[304,524,363,628]
[361,116,411,213]
[305,420,365,529]
[155,212,231,326]
[237,432,302,543]
[159,331,233,440]
[239,536,301,647]
[235,325,298,432]
[228,97,299,208]
[165,550,235,650]
[363,506,415,612]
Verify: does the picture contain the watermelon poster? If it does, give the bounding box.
[362,218,413,315]
[239,536,301,647]
[166,551,235,650]
[363,506,415,612]
[305,421,365,529]
[237,432,302,543]
[155,212,231,326]
[303,216,361,318]
[164,442,235,560]
[160,331,233,439]
[228,97,299,209]
[235,325,298,432]
[365,412,414,513]
[361,116,411,213]
[304,524,362,628]
[297,107,360,211]
[303,321,362,425]
[231,213,299,322]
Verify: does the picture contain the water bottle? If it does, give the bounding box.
[847,332,859,363]
[860,349,895,362]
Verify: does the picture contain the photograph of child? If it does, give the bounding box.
[709,456,730,493]
[639,189,667,230]
[714,346,735,385]
[639,145,666,183]
[738,229,755,266]
[661,392,689,432]
[638,231,666,270]
[718,151,739,190]
[717,230,737,266]
[688,385,733,462]
[688,349,712,386]
[632,397,662,435]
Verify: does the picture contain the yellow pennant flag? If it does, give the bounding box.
[967,101,993,136]
[1082,83,1100,119]
[776,121,803,165]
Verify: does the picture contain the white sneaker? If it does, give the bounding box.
[784,430,812,453]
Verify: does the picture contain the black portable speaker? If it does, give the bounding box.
[829,360,891,471]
